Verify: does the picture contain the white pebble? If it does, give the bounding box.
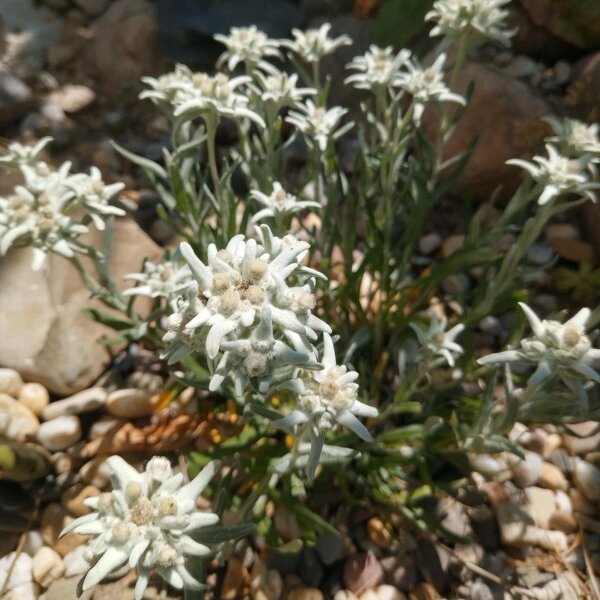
[107,388,155,418]
[32,547,65,588]
[42,387,106,421]
[21,531,44,557]
[359,585,406,600]
[18,383,49,416]
[62,545,89,577]
[0,394,40,441]
[88,415,126,439]
[1,582,40,600]
[0,552,32,590]
[37,416,82,451]
[0,368,23,397]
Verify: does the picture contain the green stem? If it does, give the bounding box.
[205,113,221,207]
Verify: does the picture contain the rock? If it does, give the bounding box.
[76,0,166,97]
[359,586,406,600]
[440,235,465,258]
[527,242,554,266]
[545,223,579,241]
[62,484,100,517]
[79,457,110,489]
[42,387,107,421]
[438,498,472,538]
[549,238,595,263]
[520,0,600,49]
[316,534,345,566]
[574,458,600,501]
[106,388,155,418]
[1,581,40,600]
[221,556,247,600]
[570,488,596,515]
[415,540,447,593]
[32,547,65,588]
[469,580,494,600]
[298,547,323,588]
[0,369,23,396]
[470,505,501,551]
[37,415,81,451]
[334,591,358,600]
[343,552,384,595]
[18,383,50,416]
[496,500,568,550]
[48,85,96,114]
[407,583,438,600]
[0,552,32,590]
[543,433,562,459]
[288,588,325,600]
[536,462,568,491]
[62,545,89,577]
[40,503,69,547]
[74,0,111,17]
[548,510,578,534]
[45,576,93,600]
[438,61,551,202]
[21,531,44,557]
[0,218,162,395]
[0,394,40,440]
[511,451,543,488]
[562,422,600,455]
[273,506,302,542]
[88,415,127,439]
[381,556,419,592]
[367,517,392,549]
[524,487,556,528]
[0,69,35,128]
[418,233,441,256]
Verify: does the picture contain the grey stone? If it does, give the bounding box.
[0,69,34,127]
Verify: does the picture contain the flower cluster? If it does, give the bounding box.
[479,303,600,408]
[276,333,378,476]
[124,257,193,304]
[0,138,125,270]
[250,182,320,223]
[60,456,220,599]
[345,45,411,91]
[282,23,351,65]
[425,0,516,46]
[410,314,465,367]
[162,226,330,395]
[507,144,600,206]
[215,25,281,73]
[250,71,316,112]
[544,116,600,163]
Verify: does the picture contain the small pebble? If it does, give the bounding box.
[220,556,247,600]
[106,388,155,418]
[548,510,578,535]
[511,451,543,488]
[418,233,441,256]
[21,531,44,557]
[62,545,89,577]
[367,517,392,549]
[79,458,111,489]
[343,552,384,595]
[574,458,600,501]
[37,416,82,451]
[18,383,49,416]
[359,585,405,600]
[0,394,40,441]
[288,588,325,600]
[0,552,32,590]
[62,484,100,517]
[0,368,23,397]
[537,462,568,491]
[88,415,126,439]
[32,547,65,588]
[42,387,106,421]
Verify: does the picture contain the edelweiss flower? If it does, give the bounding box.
[124,258,193,302]
[276,332,378,476]
[425,0,516,46]
[67,167,125,230]
[174,72,265,127]
[162,227,330,395]
[286,101,353,152]
[214,26,281,73]
[0,136,52,169]
[478,302,600,408]
[250,70,316,111]
[250,182,320,222]
[410,314,465,367]
[140,64,194,107]
[544,117,600,161]
[507,144,600,205]
[60,456,220,599]
[345,46,411,91]
[396,53,466,124]
[282,23,352,64]
[0,181,87,270]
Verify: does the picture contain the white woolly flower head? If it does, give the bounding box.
[286,101,353,152]
[124,257,193,302]
[0,136,53,170]
[60,456,221,600]
[162,226,330,396]
[425,0,516,46]
[544,117,600,161]
[282,23,352,64]
[173,72,265,127]
[250,182,320,223]
[276,332,378,475]
[250,70,316,111]
[410,313,465,367]
[345,45,412,91]
[396,53,466,124]
[140,64,194,107]
[507,144,600,205]
[214,26,281,73]
[478,302,600,409]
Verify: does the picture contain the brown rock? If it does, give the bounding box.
[0,218,162,394]
[343,552,385,595]
[75,0,167,98]
[62,484,100,517]
[367,517,392,549]
[567,52,600,122]
[438,61,552,202]
[548,238,594,263]
[408,583,439,600]
[32,546,65,588]
[221,557,248,600]
[18,382,49,416]
[548,510,578,534]
[537,462,569,491]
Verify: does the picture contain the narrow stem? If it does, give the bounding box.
[205,113,221,206]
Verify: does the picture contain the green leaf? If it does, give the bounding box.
[195,522,255,544]
[373,0,434,48]
[378,424,424,444]
[111,140,167,179]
